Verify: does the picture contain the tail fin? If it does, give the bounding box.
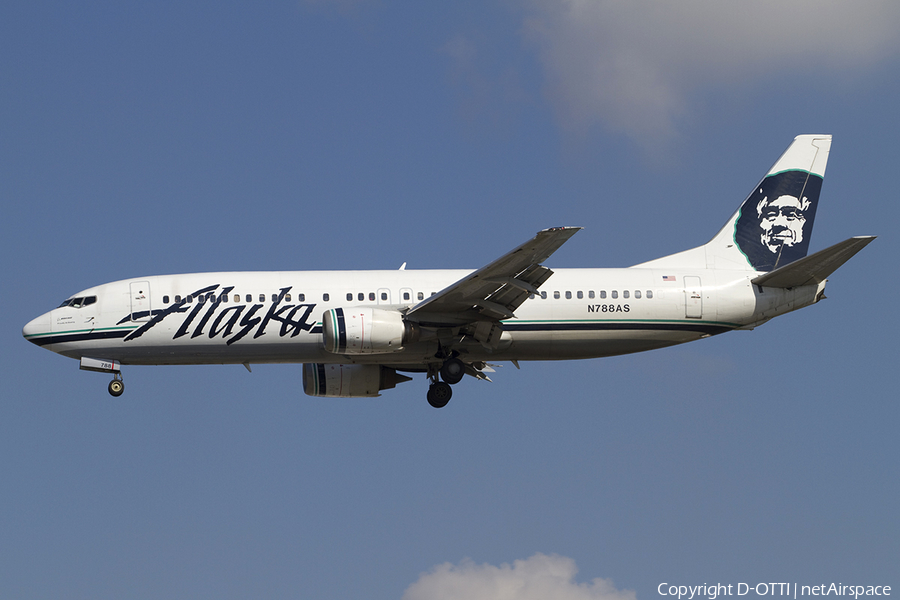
[709,134,832,271]
[634,135,832,272]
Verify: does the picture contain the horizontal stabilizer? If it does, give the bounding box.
[751,236,876,288]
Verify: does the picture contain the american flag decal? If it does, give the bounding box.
[662,275,676,281]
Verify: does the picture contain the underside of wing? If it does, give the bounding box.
[406,227,581,327]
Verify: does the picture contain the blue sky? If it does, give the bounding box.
[2,1,898,598]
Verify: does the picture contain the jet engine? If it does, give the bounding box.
[302,363,412,397]
[322,307,419,354]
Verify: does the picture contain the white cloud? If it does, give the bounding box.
[402,553,636,600]
[521,0,900,141]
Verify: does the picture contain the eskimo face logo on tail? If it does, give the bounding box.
[734,170,822,271]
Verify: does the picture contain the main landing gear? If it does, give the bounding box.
[427,381,452,408]
[439,357,465,384]
[426,356,467,408]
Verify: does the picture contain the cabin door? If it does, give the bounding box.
[130,281,152,322]
[684,276,702,319]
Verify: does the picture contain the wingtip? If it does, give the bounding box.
[538,226,583,234]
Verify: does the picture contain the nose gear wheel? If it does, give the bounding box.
[108,373,124,397]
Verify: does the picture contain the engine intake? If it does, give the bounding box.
[302,364,413,397]
[322,307,419,354]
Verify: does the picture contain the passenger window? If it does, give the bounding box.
[175,295,182,303]
[299,293,305,302]
[635,290,641,299]
[369,292,375,301]
[186,295,193,304]
[162,296,169,304]
[272,294,278,302]
[358,292,364,301]
[403,292,410,301]
[221,293,228,303]
[565,291,572,299]
[612,291,618,299]
[647,290,653,299]
[245,294,251,302]
[529,293,535,300]
[285,294,291,302]
[600,291,607,299]
[588,291,595,299]
[323,293,330,301]
[553,291,560,299]
[623,290,629,299]
[234,294,240,302]
[577,291,583,299]
[347,293,353,301]
[259,294,265,302]
[198,295,205,305]
[541,291,547,299]
[381,292,387,301]
[418,292,424,300]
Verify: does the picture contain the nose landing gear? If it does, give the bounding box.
[79,357,125,398]
[108,373,125,397]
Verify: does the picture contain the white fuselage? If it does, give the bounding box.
[20,136,861,405]
[22,267,822,367]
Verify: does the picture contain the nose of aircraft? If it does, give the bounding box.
[23,312,51,345]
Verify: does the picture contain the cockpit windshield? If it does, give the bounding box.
[57,296,97,309]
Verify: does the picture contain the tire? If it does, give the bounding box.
[108,380,125,397]
[427,382,452,408]
[440,358,465,385]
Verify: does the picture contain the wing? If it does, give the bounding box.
[406,227,581,327]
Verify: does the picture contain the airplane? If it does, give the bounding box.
[23,135,874,408]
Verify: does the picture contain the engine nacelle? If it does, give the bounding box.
[322,307,418,355]
[302,364,412,397]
